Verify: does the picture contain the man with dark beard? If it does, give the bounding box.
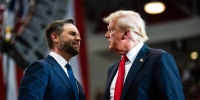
[18,19,86,100]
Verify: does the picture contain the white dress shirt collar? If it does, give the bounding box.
[125,42,144,63]
[49,52,70,77]
[49,52,69,67]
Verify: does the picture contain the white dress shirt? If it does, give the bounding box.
[110,42,144,100]
[49,52,69,77]
[49,52,80,92]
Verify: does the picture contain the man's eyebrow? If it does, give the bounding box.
[69,30,75,32]
[69,31,80,36]
[69,31,77,33]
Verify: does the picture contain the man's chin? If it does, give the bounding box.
[73,45,80,49]
[109,46,118,53]
[109,46,113,50]
[74,48,80,52]
[69,51,79,56]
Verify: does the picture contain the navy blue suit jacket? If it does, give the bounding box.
[104,44,185,100]
[18,55,86,100]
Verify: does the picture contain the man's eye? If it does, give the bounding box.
[70,32,76,36]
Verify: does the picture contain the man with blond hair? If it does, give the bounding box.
[103,10,185,100]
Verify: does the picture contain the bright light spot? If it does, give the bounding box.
[144,2,166,14]
[190,51,198,60]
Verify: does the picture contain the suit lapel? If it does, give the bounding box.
[121,44,150,100]
[46,55,73,91]
[105,60,120,99]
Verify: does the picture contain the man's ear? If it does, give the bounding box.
[123,30,131,39]
[51,32,59,43]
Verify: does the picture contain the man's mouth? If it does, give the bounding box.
[73,42,80,47]
[108,41,111,44]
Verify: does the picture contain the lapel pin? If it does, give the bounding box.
[140,58,143,62]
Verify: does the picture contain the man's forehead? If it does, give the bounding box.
[107,22,116,29]
[107,25,111,28]
[64,24,77,29]
[64,23,75,28]
[108,19,117,26]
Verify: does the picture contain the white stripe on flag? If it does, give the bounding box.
[3,54,18,100]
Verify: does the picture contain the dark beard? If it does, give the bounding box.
[60,37,79,56]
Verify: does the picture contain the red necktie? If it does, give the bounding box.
[114,55,128,100]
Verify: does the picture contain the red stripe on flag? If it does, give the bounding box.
[15,65,23,94]
[0,54,6,100]
[74,0,90,99]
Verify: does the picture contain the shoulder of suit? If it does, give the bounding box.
[149,48,167,56]
[26,58,51,69]
[23,59,51,75]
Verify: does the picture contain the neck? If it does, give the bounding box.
[129,42,140,49]
[51,48,72,62]
[119,41,140,55]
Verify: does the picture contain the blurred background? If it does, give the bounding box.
[0,0,200,100]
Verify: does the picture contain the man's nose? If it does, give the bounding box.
[76,35,81,41]
[105,32,110,38]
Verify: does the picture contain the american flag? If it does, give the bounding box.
[0,0,25,100]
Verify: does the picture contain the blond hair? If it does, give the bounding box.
[103,10,148,42]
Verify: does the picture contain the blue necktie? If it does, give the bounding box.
[66,63,79,100]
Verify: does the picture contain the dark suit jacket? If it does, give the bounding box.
[18,55,86,100]
[104,44,185,100]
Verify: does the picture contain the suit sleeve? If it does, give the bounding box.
[154,52,185,100]
[18,61,49,100]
